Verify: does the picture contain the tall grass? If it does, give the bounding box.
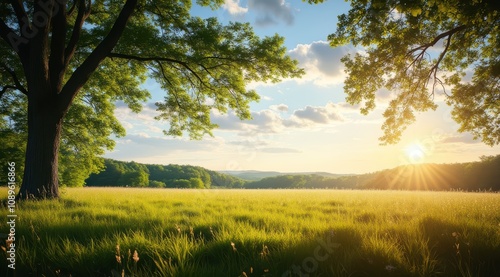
[1,188,499,276]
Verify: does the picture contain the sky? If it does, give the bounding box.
[105,0,500,174]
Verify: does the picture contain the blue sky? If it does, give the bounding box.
[105,0,500,174]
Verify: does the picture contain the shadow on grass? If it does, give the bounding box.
[420,217,500,277]
[192,227,366,277]
[2,217,499,277]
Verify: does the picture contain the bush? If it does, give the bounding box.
[148,180,166,188]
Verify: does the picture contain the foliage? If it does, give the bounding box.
[0,91,25,183]
[328,0,500,145]
[85,159,246,188]
[0,91,113,187]
[0,131,25,185]
[148,180,166,188]
[0,0,303,198]
[1,189,499,276]
[85,160,148,187]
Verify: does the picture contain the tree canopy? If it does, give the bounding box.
[329,0,500,145]
[0,0,303,198]
[85,159,246,188]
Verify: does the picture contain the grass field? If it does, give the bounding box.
[1,188,500,276]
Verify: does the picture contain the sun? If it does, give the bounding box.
[405,143,426,163]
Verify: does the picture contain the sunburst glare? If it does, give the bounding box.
[405,143,426,163]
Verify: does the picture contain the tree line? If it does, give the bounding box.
[245,155,500,191]
[85,159,246,189]
[78,155,500,191]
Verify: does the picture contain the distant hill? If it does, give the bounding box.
[244,155,500,191]
[85,155,500,191]
[359,158,500,191]
[221,170,354,181]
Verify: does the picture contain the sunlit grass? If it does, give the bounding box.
[1,188,499,276]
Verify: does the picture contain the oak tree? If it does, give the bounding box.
[328,0,500,145]
[0,0,303,199]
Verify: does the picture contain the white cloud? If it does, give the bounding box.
[289,41,355,86]
[260,95,273,101]
[227,136,301,155]
[222,0,248,15]
[114,101,159,125]
[337,102,362,111]
[147,125,163,133]
[260,147,301,153]
[212,102,347,134]
[136,132,151,138]
[248,0,294,26]
[212,109,285,134]
[439,133,480,145]
[120,121,134,130]
[270,104,289,112]
[250,110,284,131]
[228,139,270,148]
[292,103,344,124]
[211,110,246,131]
[106,134,225,164]
[113,101,164,135]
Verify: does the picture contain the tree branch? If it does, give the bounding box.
[28,1,54,78]
[405,25,467,96]
[407,25,467,55]
[9,0,30,33]
[60,0,138,113]
[67,0,77,16]
[156,61,185,112]
[150,2,189,33]
[426,31,453,96]
[50,1,68,93]
[1,63,28,95]
[0,16,29,66]
[108,52,206,85]
[0,17,19,51]
[65,0,91,66]
[0,85,17,98]
[108,52,186,64]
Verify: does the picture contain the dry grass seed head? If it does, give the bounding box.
[133,250,140,263]
[115,244,122,264]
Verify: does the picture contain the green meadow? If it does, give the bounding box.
[1,188,500,277]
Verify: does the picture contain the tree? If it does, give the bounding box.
[148,180,166,188]
[0,1,303,199]
[0,93,26,183]
[170,179,191,188]
[328,0,500,145]
[188,177,204,189]
[118,170,149,187]
[0,89,113,188]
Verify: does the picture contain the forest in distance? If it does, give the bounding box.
[84,155,500,191]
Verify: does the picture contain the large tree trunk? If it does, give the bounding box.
[17,94,64,199]
[12,0,137,200]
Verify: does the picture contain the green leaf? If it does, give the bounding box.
[327,0,500,145]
